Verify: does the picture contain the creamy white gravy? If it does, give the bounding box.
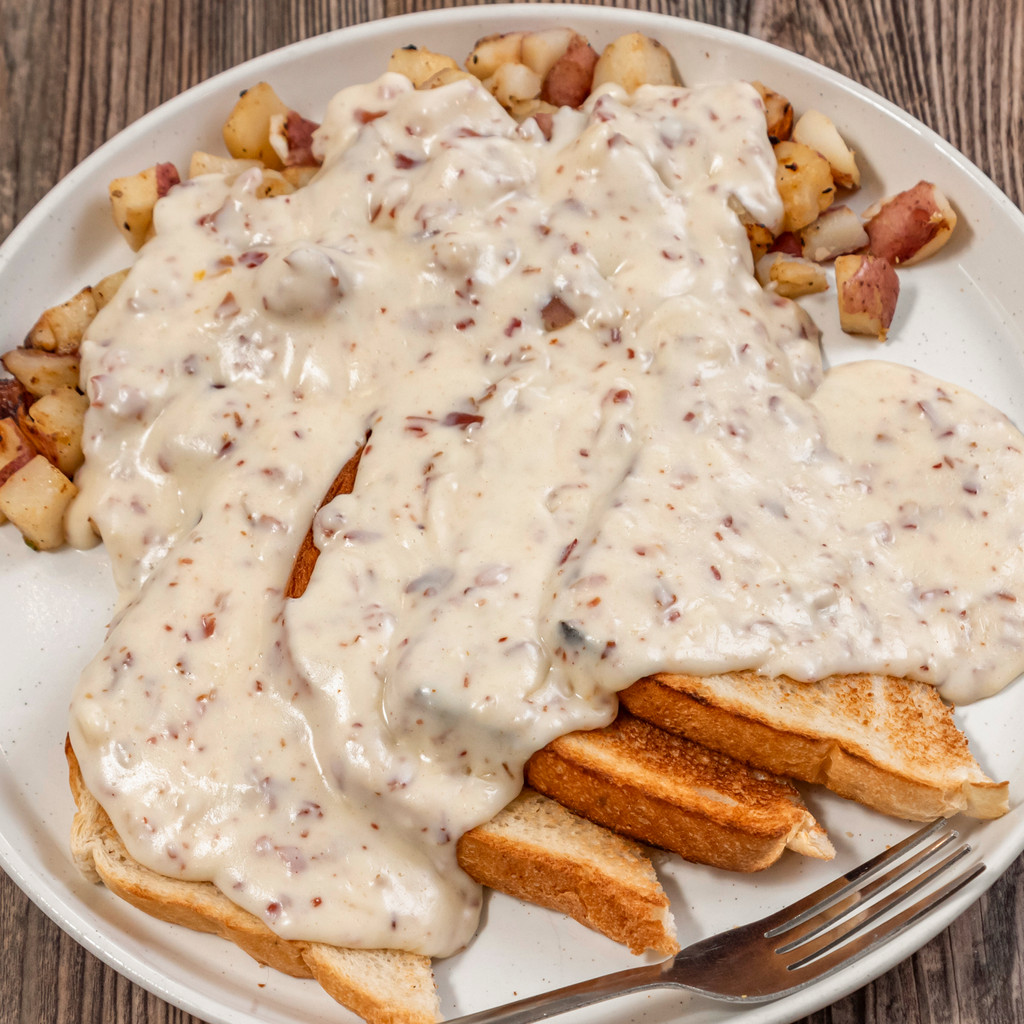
[67,73,1024,956]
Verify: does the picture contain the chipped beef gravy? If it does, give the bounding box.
[67,73,1024,956]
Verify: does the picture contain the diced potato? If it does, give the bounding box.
[254,169,296,200]
[388,46,459,87]
[799,205,869,262]
[93,268,130,310]
[751,81,793,143]
[774,141,835,233]
[792,109,860,189]
[281,165,320,188]
[540,36,599,108]
[0,418,37,487]
[755,252,829,298]
[18,386,89,477]
[466,32,527,80]
[222,82,289,169]
[484,62,543,110]
[835,253,900,340]
[268,111,322,168]
[592,32,679,93]
[419,67,477,90]
[0,454,77,550]
[508,97,559,129]
[863,181,957,266]
[2,349,80,398]
[521,28,577,79]
[743,221,774,263]
[0,380,30,421]
[25,285,98,353]
[109,163,181,251]
[189,150,262,178]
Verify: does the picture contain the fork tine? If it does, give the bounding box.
[775,839,973,960]
[781,858,985,978]
[762,818,952,939]
[772,828,965,949]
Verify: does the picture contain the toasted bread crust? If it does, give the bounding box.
[620,672,1008,821]
[458,789,679,955]
[67,739,440,1024]
[286,439,366,599]
[525,713,833,872]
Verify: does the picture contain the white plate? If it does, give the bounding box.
[3,6,1024,1023]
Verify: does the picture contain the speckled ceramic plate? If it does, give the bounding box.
[2,6,1024,1023]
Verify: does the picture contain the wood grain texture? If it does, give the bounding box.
[1,1,1022,1023]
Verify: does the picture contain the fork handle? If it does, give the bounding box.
[443,960,670,1024]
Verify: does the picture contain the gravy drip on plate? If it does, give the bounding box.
[67,75,1024,955]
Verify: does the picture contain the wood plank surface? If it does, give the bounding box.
[2,1,1023,1023]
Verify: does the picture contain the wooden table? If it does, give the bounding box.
[2,1,1022,1022]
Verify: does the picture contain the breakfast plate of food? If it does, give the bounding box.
[2,5,1024,1024]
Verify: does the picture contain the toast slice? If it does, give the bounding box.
[620,672,1009,821]
[69,740,681,1021]
[458,788,679,955]
[525,711,835,872]
[68,740,441,1024]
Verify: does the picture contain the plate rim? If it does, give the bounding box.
[3,6,1023,1024]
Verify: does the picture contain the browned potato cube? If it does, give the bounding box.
[774,141,835,233]
[755,253,829,298]
[592,32,679,93]
[2,349,80,397]
[254,170,296,199]
[109,163,181,251]
[0,416,35,523]
[508,97,559,129]
[281,165,320,188]
[388,46,459,87]
[18,386,89,476]
[419,67,477,91]
[189,151,262,178]
[792,109,860,189]
[25,285,98,353]
[743,221,775,263]
[0,454,78,550]
[0,418,37,487]
[465,32,527,80]
[750,81,793,143]
[485,62,543,109]
[835,253,900,340]
[93,268,130,310]
[222,82,289,168]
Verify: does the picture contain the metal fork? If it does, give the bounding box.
[448,818,983,1023]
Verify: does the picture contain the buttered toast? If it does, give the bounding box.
[620,672,1008,821]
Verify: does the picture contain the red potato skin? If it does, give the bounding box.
[532,111,555,141]
[840,254,900,330]
[865,181,944,264]
[155,162,181,198]
[769,231,803,256]
[0,380,31,420]
[283,112,322,167]
[540,37,599,108]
